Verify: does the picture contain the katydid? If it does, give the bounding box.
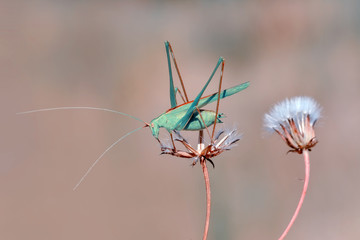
[18,41,249,189]
[149,41,249,140]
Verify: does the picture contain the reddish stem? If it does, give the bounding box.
[278,150,310,240]
[201,159,211,240]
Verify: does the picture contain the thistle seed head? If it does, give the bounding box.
[264,96,321,153]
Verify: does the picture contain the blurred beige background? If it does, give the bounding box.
[1,0,360,239]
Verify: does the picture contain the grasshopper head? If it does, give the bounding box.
[149,120,160,139]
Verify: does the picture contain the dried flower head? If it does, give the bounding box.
[264,96,321,154]
[160,128,241,167]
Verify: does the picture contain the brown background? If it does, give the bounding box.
[1,1,360,239]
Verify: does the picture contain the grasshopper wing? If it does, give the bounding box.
[197,82,249,109]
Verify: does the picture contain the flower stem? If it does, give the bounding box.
[278,150,310,240]
[201,158,211,240]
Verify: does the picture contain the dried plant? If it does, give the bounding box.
[160,128,241,166]
[160,128,241,240]
[264,96,322,240]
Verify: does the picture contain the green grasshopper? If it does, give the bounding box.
[19,41,249,189]
[148,41,249,142]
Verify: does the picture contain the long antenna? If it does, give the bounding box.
[18,106,149,189]
[17,106,148,125]
[73,126,144,190]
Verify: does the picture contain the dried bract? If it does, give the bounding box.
[160,129,241,166]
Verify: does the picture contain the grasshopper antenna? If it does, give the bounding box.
[17,107,148,125]
[17,106,150,189]
[73,125,145,190]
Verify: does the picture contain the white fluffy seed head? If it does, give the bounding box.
[264,96,321,133]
